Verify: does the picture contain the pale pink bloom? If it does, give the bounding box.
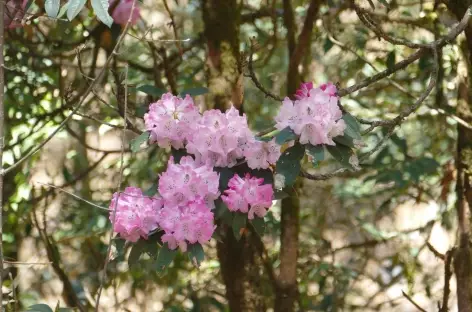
[221,174,273,219]
[275,82,345,146]
[244,138,281,169]
[109,187,163,242]
[319,82,337,97]
[186,106,253,168]
[144,93,200,149]
[158,156,220,207]
[158,200,216,251]
[110,0,141,26]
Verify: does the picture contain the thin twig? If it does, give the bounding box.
[34,182,109,211]
[439,248,455,312]
[402,290,427,312]
[94,60,129,310]
[245,39,284,101]
[426,242,446,260]
[338,6,472,97]
[2,3,137,176]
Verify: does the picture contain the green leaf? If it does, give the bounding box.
[170,148,188,163]
[66,0,87,21]
[217,167,235,193]
[275,142,305,187]
[57,2,69,19]
[342,113,362,140]
[143,182,158,197]
[45,0,60,18]
[251,217,265,236]
[333,134,355,148]
[324,38,334,53]
[391,134,408,155]
[274,127,298,145]
[130,131,149,152]
[135,104,148,118]
[377,0,390,8]
[135,85,167,97]
[155,243,177,272]
[326,144,359,171]
[188,243,205,268]
[27,304,54,312]
[91,0,113,27]
[215,199,234,225]
[387,50,396,69]
[128,241,147,268]
[404,157,440,182]
[305,144,325,166]
[274,190,289,200]
[179,87,209,97]
[232,212,246,240]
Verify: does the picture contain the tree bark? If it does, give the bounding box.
[201,1,265,311]
[275,2,321,311]
[445,2,472,311]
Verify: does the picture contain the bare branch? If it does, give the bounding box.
[402,291,427,312]
[2,0,140,176]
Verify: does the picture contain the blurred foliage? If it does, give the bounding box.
[3,0,466,310]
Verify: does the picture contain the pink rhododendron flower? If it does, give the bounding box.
[144,93,200,149]
[319,82,337,97]
[222,174,273,220]
[275,82,345,146]
[5,0,28,29]
[109,0,141,26]
[186,106,254,168]
[158,156,220,208]
[109,187,163,242]
[244,138,281,169]
[159,200,216,251]
[295,82,313,100]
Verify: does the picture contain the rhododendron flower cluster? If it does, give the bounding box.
[244,138,281,170]
[158,156,220,208]
[222,174,274,220]
[110,157,218,250]
[275,82,345,146]
[145,93,282,169]
[159,199,215,252]
[186,107,256,168]
[109,0,141,26]
[109,187,163,242]
[144,93,200,149]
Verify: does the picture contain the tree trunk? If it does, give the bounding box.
[446,2,472,311]
[201,1,265,311]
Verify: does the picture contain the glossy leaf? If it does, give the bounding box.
[232,212,246,240]
[66,0,87,21]
[170,148,189,163]
[326,144,359,171]
[275,142,305,187]
[130,131,150,152]
[27,304,53,312]
[45,0,60,18]
[179,87,209,97]
[274,127,297,145]
[306,144,325,166]
[135,85,167,97]
[251,217,265,236]
[188,243,205,268]
[91,0,114,27]
[155,243,177,272]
